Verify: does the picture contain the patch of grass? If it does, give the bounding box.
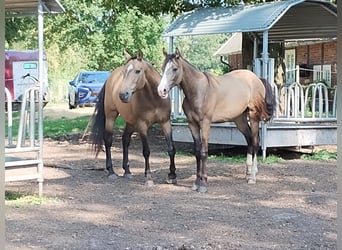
[5,114,127,140]
[207,153,284,164]
[172,117,188,123]
[5,191,55,207]
[45,115,126,139]
[209,153,246,163]
[44,115,90,138]
[301,149,337,161]
[263,154,284,164]
[176,151,193,157]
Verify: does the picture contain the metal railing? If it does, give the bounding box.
[275,81,337,122]
[5,74,44,196]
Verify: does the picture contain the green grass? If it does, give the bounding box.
[5,114,127,140]
[208,153,284,164]
[5,191,57,207]
[301,149,337,161]
[44,115,90,138]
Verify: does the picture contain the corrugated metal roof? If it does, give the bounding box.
[5,0,65,16]
[163,0,337,41]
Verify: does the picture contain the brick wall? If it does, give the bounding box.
[227,40,337,86]
[294,41,337,86]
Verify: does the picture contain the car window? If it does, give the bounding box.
[79,72,109,84]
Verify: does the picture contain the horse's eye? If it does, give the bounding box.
[173,68,178,72]
[135,70,141,74]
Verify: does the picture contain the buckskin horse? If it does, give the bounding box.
[157,48,275,193]
[90,49,176,186]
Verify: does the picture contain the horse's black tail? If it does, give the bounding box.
[260,78,276,119]
[89,81,107,157]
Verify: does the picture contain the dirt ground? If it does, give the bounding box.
[5,104,337,250]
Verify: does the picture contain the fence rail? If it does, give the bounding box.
[5,75,44,196]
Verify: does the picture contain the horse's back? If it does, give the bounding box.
[217,70,264,97]
[207,70,266,122]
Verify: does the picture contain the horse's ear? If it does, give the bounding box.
[163,48,168,57]
[123,49,131,61]
[175,48,180,59]
[137,49,143,61]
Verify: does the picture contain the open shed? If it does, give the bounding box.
[162,0,337,157]
[164,0,337,80]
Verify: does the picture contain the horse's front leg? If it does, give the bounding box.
[197,119,211,193]
[160,121,177,184]
[122,124,134,179]
[140,130,153,186]
[187,121,202,191]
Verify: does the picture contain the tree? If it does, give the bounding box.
[174,34,229,73]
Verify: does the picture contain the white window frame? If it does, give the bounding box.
[322,64,331,87]
[313,65,322,82]
[285,49,296,84]
[313,64,331,87]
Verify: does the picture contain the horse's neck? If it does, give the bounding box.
[139,64,161,99]
[181,60,208,101]
[144,66,160,89]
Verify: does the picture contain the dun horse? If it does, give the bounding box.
[90,49,176,185]
[157,48,275,193]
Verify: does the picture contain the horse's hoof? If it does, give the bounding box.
[145,180,154,187]
[166,178,177,184]
[108,173,118,180]
[197,185,208,193]
[247,179,256,184]
[191,183,199,191]
[123,173,133,179]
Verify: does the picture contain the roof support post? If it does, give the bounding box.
[262,30,269,80]
[168,36,174,53]
[37,0,44,196]
[253,36,257,65]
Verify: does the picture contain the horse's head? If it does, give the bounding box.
[119,49,147,103]
[157,48,183,99]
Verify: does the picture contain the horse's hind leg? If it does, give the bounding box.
[104,113,118,180]
[139,128,153,186]
[248,117,260,184]
[159,121,177,184]
[234,114,258,184]
[122,124,134,179]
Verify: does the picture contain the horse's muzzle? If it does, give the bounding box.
[157,88,169,99]
[119,91,131,103]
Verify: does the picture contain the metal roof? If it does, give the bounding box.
[5,0,65,16]
[163,0,337,41]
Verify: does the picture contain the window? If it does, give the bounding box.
[322,64,331,87]
[313,65,322,82]
[285,49,296,83]
[313,64,331,86]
